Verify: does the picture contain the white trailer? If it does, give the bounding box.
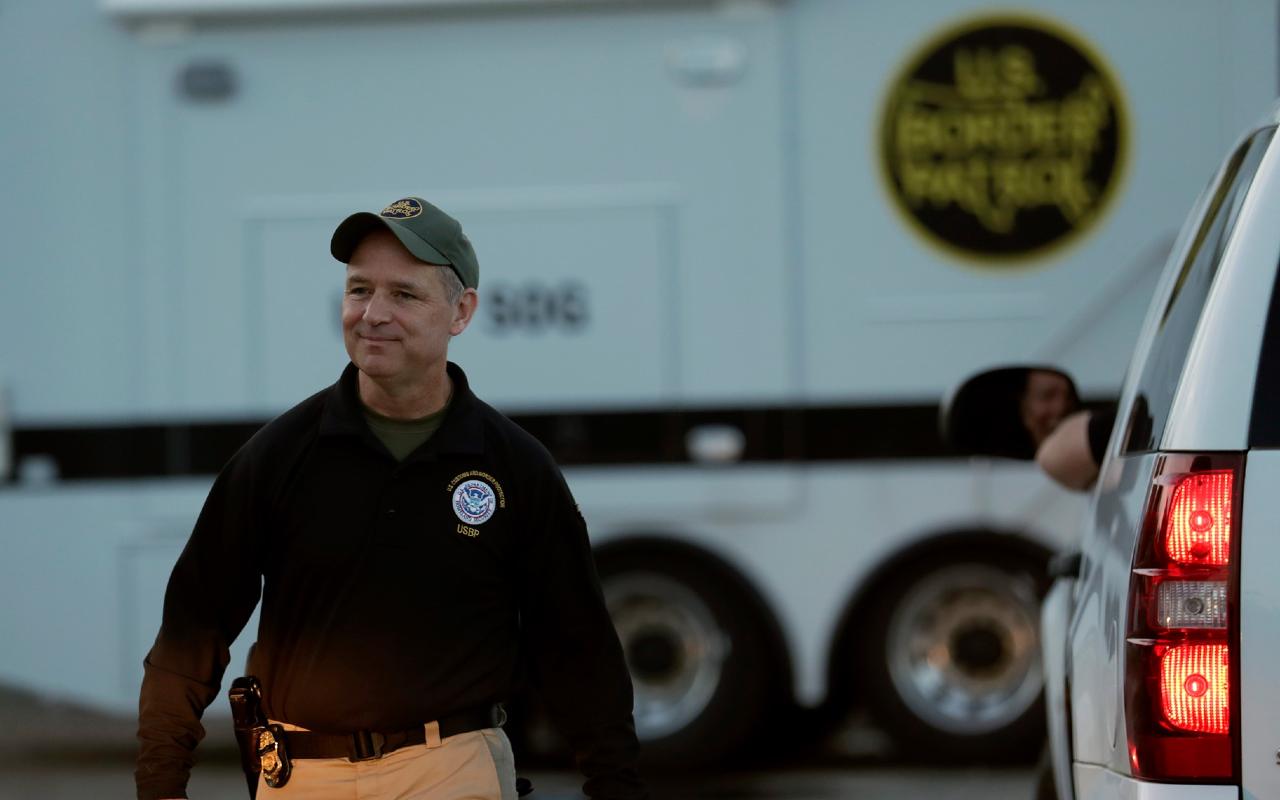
[0,0,1274,764]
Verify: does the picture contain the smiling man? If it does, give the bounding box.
[136,197,646,800]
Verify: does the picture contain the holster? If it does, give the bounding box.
[228,676,292,796]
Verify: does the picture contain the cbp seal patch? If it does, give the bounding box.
[446,471,506,528]
[452,479,497,525]
[381,197,424,219]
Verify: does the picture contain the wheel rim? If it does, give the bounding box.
[885,563,1042,735]
[603,572,729,741]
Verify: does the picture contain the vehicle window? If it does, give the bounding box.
[1120,127,1277,454]
[1249,160,1280,447]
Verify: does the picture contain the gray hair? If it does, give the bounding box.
[436,265,465,304]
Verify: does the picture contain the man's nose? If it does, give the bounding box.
[364,292,393,324]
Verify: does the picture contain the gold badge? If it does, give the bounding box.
[256,725,292,788]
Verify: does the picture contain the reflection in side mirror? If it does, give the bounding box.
[941,366,1080,460]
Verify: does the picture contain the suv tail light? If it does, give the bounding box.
[1125,454,1241,782]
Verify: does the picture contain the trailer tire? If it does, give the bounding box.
[858,552,1048,761]
[595,545,778,767]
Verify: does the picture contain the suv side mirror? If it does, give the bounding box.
[941,366,1080,460]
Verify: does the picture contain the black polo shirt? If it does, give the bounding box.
[136,362,645,800]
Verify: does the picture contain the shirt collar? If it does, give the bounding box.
[319,361,485,457]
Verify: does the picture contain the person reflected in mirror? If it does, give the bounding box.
[1020,369,1076,448]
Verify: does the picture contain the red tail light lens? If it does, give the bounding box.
[1125,454,1240,782]
[1164,471,1233,566]
[1160,644,1230,734]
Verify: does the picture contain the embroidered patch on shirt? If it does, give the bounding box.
[446,471,506,529]
[452,480,496,525]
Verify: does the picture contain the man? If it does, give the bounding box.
[1018,369,1076,449]
[136,197,646,800]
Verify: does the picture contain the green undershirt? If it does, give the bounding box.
[362,400,451,462]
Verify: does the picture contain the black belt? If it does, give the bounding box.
[282,704,507,762]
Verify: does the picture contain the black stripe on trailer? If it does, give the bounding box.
[8,398,1117,482]
[9,404,940,481]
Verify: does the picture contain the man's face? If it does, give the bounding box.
[342,229,475,384]
[1020,370,1075,447]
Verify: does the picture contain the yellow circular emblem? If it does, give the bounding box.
[880,15,1127,264]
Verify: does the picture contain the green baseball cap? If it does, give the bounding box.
[330,196,480,289]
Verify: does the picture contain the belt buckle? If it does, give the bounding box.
[347,730,386,762]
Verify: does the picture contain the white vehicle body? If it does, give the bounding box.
[1,0,1275,762]
[1046,104,1280,799]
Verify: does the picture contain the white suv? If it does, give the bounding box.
[949,104,1280,800]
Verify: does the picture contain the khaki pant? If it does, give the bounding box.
[258,721,517,800]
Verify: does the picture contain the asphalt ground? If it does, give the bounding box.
[0,763,1036,799]
[0,686,1036,799]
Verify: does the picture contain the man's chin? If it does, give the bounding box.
[353,357,400,379]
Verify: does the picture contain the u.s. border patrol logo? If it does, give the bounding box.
[880,15,1126,263]
[452,479,497,525]
[381,197,423,219]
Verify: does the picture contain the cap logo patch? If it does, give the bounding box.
[381,198,424,219]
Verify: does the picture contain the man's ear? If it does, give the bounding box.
[451,289,479,336]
